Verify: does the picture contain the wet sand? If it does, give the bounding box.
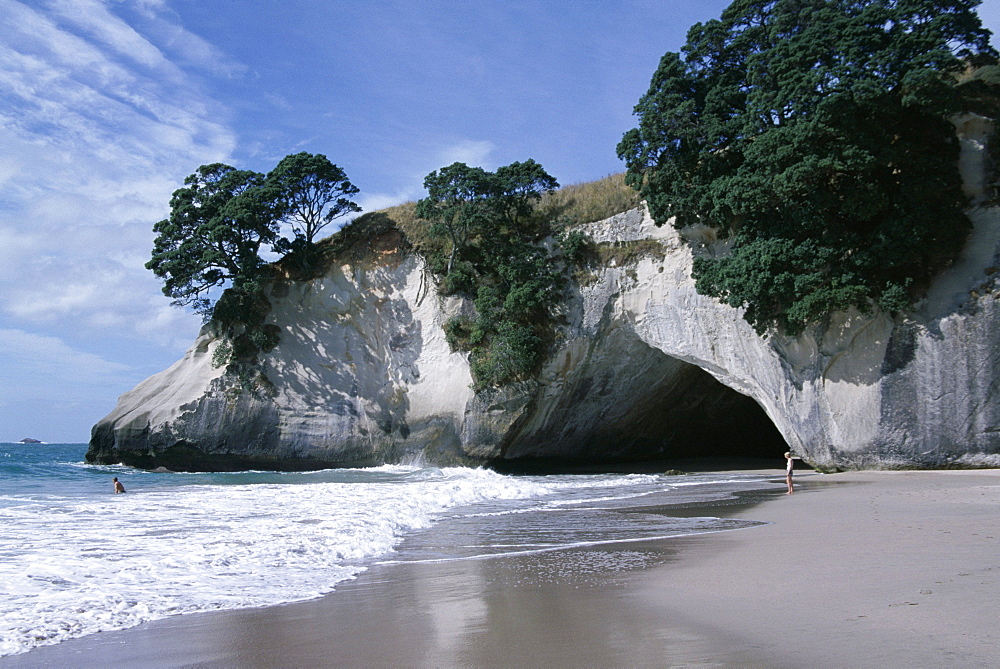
[5,469,999,667]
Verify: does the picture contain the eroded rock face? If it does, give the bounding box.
[89,249,477,470]
[559,113,999,471]
[498,296,786,463]
[88,116,999,471]
[568,205,999,471]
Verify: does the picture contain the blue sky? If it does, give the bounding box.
[1,1,998,443]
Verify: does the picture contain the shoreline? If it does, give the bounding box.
[5,469,999,667]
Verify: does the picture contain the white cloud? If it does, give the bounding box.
[0,0,236,349]
[47,0,170,71]
[134,300,204,350]
[437,139,496,169]
[0,222,203,344]
[358,190,419,212]
[127,0,248,78]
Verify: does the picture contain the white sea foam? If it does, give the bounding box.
[0,461,779,658]
[0,467,550,657]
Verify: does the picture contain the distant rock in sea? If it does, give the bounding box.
[18,438,42,444]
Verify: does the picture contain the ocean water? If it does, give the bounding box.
[0,443,781,657]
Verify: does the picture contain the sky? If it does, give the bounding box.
[1,1,998,443]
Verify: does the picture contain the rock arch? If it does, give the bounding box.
[553,117,1000,471]
[498,322,787,467]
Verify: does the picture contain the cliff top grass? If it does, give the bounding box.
[533,172,642,229]
[329,172,642,260]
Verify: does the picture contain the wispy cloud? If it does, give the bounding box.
[0,328,132,398]
[46,0,172,71]
[0,0,236,346]
[127,0,248,78]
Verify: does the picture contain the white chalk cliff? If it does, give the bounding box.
[89,116,999,471]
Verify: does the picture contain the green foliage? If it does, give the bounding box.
[417,160,561,389]
[271,234,330,280]
[693,237,872,334]
[149,153,362,316]
[146,163,281,317]
[457,239,564,390]
[439,260,477,296]
[415,163,495,274]
[355,174,645,270]
[618,0,999,335]
[468,321,543,387]
[211,339,234,369]
[148,154,361,369]
[414,159,558,275]
[559,229,596,267]
[267,152,361,247]
[493,159,561,234]
[204,277,281,371]
[443,315,476,351]
[957,63,1000,118]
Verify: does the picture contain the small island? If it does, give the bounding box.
[18,438,42,444]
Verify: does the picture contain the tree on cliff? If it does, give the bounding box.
[617,0,999,335]
[492,159,561,233]
[146,163,281,318]
[416,159,560,273]
[266,152,361,252]
[416,160,561,388]
[149,154,363,317]
[415,162,495,275]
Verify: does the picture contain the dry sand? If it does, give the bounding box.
[633,470,1000,667]
[5,469,999,668]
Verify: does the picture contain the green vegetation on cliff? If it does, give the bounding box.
[415,160,562,389]
[267,152,362,273]
[618,0,999,335]
[333,171,643,390]
[147,153,360,369]
[365,173,640,256]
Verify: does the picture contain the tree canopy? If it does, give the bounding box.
[415,160,562,388]
[267,152,361,247]
[145,163,281,317]
[415,162,496,275]
[493,159,561,231]
[617,0,999,335]
[147,154,361,369]
[415,159,559,273]
[147,153,362,320]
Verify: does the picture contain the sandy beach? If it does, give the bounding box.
[5,468,999,668]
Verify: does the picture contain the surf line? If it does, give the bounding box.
[374,520,771,566]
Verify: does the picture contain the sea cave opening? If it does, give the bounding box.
[492,336,788,474]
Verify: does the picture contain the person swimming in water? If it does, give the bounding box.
[113,477,126,494]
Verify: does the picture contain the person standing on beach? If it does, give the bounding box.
[784,452,795,494]
[113,477,126,494]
